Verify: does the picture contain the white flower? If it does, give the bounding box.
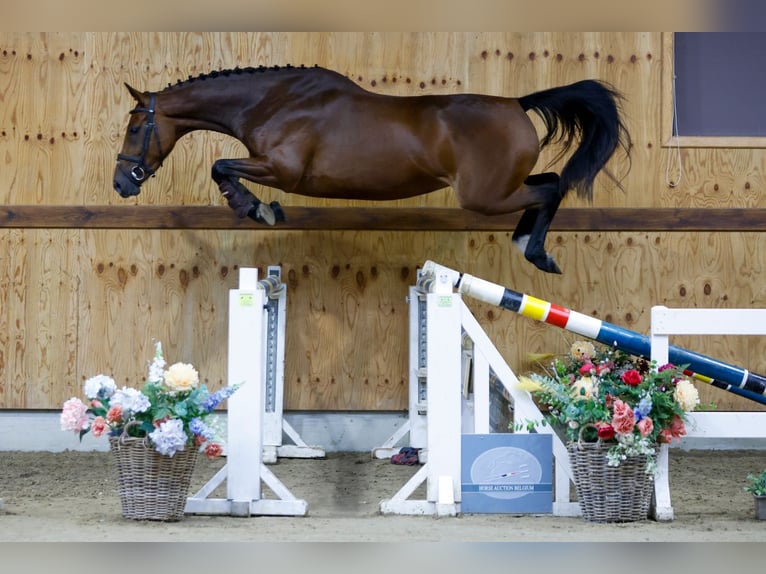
[149,419,187,457]
[147,341,167,383]
[163,362,199,393]
[83,374,116,400]
[570,341,596,360]
[570,376,596,400]
[110,387,151,414]
[674,379,700,412]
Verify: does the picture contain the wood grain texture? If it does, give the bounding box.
[1,32,766,414]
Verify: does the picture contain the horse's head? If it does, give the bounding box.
[113,84,167,198]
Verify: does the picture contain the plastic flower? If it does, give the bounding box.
[147,341,166,384]
[61,398,90,432]
[61,342,240,458]
[106,405,123,423]
[621,369,642,386]
[570,341,596,360]
[204,442,223,460]
[637,417,654,437]
[612,399,636,434]
[163,362,199,393]
[634,394,653,420]
[91,416,108,437]
[201,384,240,412]
[597,423,615,440]
[83,375,117,400]
[571,376,596,400]
[110,387,150,415]
[519,341,704,474]
[674,379,700,411]
[148,418,188,457]
[189,417,215,441]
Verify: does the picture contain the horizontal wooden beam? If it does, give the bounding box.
[1,205,765,231]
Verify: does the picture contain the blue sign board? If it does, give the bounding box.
[461,433,553,514]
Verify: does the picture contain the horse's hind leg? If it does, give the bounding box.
[511,173,563,274]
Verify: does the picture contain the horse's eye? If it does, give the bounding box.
[129,126,140,134]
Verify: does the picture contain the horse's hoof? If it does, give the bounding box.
[526,251,562,274]
[538,256,562,274]
[252,202,276,226]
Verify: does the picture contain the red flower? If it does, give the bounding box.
[194,435,207,447]
[621,369,642,386]
[596,423,615,440]
[204,442,223,460]
[578,362,595,376]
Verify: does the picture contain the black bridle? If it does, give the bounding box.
[116,93,163,185]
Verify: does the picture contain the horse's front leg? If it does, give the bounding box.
[211,159,286,225]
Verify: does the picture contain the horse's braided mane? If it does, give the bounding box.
[162,63,319,91]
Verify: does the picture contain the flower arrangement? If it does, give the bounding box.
[61,341,240,459]
[517,340,702,474]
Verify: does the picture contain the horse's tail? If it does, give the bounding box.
[518,79,632,200]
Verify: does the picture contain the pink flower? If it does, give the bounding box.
[621,369,642,386]
[596,364,611,376]
[637,417,654,437]
[91,416,107,437]
[106,405,123,423]
[60,398,90,432]
[611,399,636,434]
[659,429,673,443]
[91,399,103,409]
[670,415,687,439]
[578,362,595,376]
[204,442,223,460]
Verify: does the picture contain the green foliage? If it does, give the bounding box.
[744,470,766,496]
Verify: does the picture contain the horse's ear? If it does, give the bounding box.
[124,83,147,104]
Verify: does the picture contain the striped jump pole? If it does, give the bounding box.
[421,260,766,406]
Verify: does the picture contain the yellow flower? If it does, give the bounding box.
[674,379,700,411]
[570,341,596,360]
[516,375,544,393]
[163,362,200,393]
[571,376,596,400]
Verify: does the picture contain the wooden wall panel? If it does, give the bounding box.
[1,32,766,414]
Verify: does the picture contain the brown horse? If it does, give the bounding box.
[113,65,631,273]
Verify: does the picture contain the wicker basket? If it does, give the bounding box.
[108,428,198,522]
[567,431,655,523]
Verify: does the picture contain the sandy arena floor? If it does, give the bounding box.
[1,448,765,542]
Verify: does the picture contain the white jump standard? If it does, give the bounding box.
[185,267,309,517]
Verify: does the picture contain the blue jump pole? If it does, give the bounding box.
[421,261,766,406]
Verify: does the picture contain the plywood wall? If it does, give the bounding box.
[1,32,765,412]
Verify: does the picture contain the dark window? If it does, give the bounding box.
[673,32,766,137]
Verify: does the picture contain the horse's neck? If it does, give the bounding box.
[156,83,260,139]
[156,69,353,139]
